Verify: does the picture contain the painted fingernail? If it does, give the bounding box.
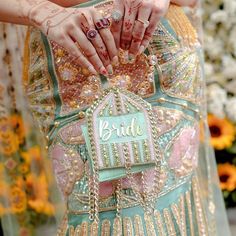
[88,66,97,75]
[112,56,119,66]
[100,67,108,76]
[139,45,145,55]
[107,65,113,75]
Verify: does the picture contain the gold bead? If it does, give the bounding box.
[54,121,60,127]
[78,111,85,119]
[82,68,90,76]
[158,97,165,103]
[69,172,74,177]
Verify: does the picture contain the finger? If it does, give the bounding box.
[111,0,125,49]
[63,35,97,75]
[93,12,118,67]
[69,28,107,75]
[139,2,168,54]
[79,12,111,75]
[129,2,152,56]
[120,1,141,50]
[80,12,111,67]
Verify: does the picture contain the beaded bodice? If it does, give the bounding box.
[25,1,208,235]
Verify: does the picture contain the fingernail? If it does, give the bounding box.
[128,54,135,61]
[88,66,97,75]
[107,65,113,75]
[139,45,145,55]
[112,56,119,66]
[100,67,108,76]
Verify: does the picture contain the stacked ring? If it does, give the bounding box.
[111,10,123,22]
[86,29,98,40]
[95,18,111,30]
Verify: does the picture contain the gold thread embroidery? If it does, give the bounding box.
[81,222,88,236]
[113,217,122,236]
[166,5,198,47]
[90,221,99,236]
[185,191,194,236]
[75,225,81,236]
[144,212,156,236]
[68,225,75,236]
[163,209,176,236]
[57,214,68,236]
[192,177,208,236]
[154,210,166,236]
[101,219,111,236]
[123,217,133,236]
[171,195,187,236]
[134,214,145,236]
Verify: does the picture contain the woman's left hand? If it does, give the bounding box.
[111,0,170,56]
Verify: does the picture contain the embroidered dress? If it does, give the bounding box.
[21,0,230,235]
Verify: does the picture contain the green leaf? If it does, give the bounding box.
[232,191,236,202]
[223,190,230,198]
[226,142,236,154]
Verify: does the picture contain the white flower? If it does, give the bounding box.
[204,63,214,77]
[210,10,228,23]
[207,83,227,118]
[208,102,226,118]
[225,97,236,122]
[204,37,224,60]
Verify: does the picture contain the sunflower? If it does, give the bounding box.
[26,173,54,215]
[21,146,42,165]
[218,163,236,191]
[9,186,27,213]
[0,129,20,156]
[0,204,5,216]
[10,114,27,144]
[208,114,235,150]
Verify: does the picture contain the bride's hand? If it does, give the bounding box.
[111,0,170,56]
[29,2,118,75]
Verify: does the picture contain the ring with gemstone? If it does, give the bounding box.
[86,29,98,40]
[95,18,111,30]
[136,19,150,28]
[111,10,123,22]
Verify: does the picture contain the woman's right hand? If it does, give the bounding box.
[29,2,118,75]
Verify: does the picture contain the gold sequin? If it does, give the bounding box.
[192,177,208,236]
[123,217,133,236]
[134,215,145,236]
[101,220,111,236]
[144,212,156,236]
[171,195,186,236]
[185,191,194,236]
[154,210,166,236]
[68,225,75,236]
[90,221,99,236]
[113,217,122,236]
[166,5,198,47]
[80,222,88,236]
[163,208,176,236]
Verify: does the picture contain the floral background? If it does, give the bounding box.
[0,0,236,234]
[0,24,57,235]
[203,0,236,208]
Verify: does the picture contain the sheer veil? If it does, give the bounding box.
[0,1,231,235]
[0,23,64,236]
[185,1,231,235]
